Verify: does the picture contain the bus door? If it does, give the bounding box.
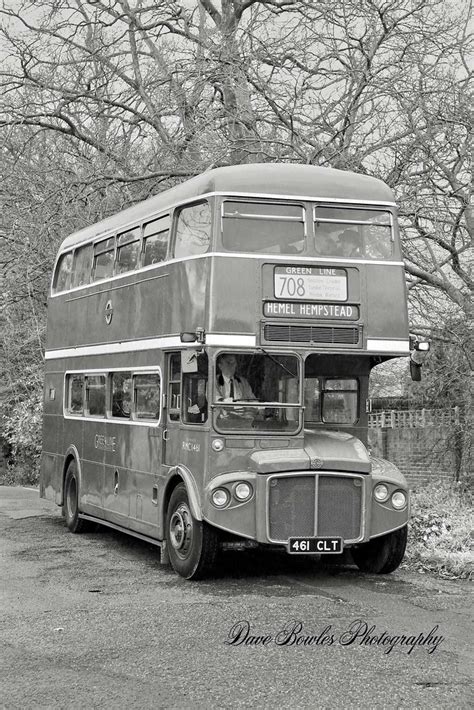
[162,351,209,483]
[103,370,162,537]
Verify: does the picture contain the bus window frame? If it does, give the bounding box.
[52,250,74,294]
[304,375,360,426]
[142,214,171,268]
[167,353,182,422]
[63,367,162,426]
[219,198,307,254]
[115,227,142,276]
[312,203,394,259]
[93,236,116,282]
[172,200,212,259]
[211,349,303,436]
[65,373,85,416]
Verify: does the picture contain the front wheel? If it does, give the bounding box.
[351,526,407,574]
[166,483,219,580]
[63,461,93,534]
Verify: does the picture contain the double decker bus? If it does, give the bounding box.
[41,163,415,579]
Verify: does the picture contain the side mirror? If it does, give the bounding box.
[409,338,430,381]
[410,360,422,382]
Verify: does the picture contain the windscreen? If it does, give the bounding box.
[213,352,300,433]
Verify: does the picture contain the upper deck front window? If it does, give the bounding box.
[222,201,305,254]
[314,206,392,259]
[213,351,300,433]
[174,202,211,258]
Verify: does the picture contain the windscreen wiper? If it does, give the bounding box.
[258,348,298,378]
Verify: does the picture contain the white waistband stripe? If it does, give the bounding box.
[44,334,257,359]
[366,339,410,352]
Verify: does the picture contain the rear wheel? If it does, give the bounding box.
[352,526,407,574]
[166,483,219,580]
[63,461,93,534]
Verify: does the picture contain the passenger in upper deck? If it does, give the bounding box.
[338,229,362,258]
[216,354,256,402]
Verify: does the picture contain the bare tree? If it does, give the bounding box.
[1,1,472,476]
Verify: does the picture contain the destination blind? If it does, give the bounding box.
[274,266,347,302]
[263,302,359,320]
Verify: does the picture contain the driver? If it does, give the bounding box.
[216,354,256,402]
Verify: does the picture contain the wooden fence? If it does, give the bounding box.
[368,407,461,429]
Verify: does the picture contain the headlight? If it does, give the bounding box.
[234,482,252,501]
[374,483,389,503]
[391,490,407,510]
[211,488,229,508]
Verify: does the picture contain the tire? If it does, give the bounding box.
[63,460,93,534]
[166,483,219,580]
[352,526,407,574]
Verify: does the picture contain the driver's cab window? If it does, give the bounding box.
[304,377,359,425]
[183,353,208,424]
[168,353,181,421]
[213,352,300,433]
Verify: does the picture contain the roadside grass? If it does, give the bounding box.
[405,480,473,580]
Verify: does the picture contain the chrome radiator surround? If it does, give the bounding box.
[266,471,366,544]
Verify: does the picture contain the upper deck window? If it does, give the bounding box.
[116,228,140,275]
[53,252,73,293]
[143,215,170,266]
[72,244,92,288]
[93,237,115,280]
[222,201,305,254]
[314,206,392,259]
[174,202,211,258]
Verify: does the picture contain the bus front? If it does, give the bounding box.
[199,173,410,574]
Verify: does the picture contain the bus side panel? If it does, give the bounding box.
[169,259,210,334]
[208,257,258,333]
[78,419,105,517]
[366,265,408,340]
[40,369,64,504]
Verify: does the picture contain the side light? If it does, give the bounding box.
[391,490,407,510]
[234,482,252,502]
[374,483,389,503]
[211,438,225,452]
[211,488,229,508]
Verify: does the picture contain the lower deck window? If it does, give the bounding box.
[134,374,161,420]
[66,375,84,414]
[65,370,160,422]
[305,377,359,425]
[111,372,132,418]
[86,376,106,417]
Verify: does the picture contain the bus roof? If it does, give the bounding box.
[60,164,396,251]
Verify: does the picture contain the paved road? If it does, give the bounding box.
[1,487,472,709]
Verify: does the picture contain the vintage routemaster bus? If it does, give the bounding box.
[41,163,417,579]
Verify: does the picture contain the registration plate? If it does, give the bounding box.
[287,537,343,554]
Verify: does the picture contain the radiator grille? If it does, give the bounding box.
[268,476,315,541]
[268,474,362,542]
[263,324,360,345]
[317,476,362,541]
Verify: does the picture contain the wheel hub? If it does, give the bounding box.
[169,504,193,557]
